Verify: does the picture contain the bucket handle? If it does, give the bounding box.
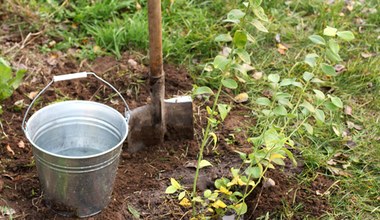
[22,72,130,131]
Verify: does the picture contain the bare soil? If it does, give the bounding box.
[1,20,333,220]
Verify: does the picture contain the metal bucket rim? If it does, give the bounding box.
[24,100,128,159]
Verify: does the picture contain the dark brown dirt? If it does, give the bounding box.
[0,17,333,220]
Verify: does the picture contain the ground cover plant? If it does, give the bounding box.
[0,0,379,219]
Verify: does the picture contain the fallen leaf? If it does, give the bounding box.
[344,140,357,149]
[327,166,352,177]
[344,106,353,116]
[252,71,263,80]
[262,90,273,98]
[221,47,232,57]
[93,45,101,53]
[263,178,276,188]
[18,141,25,149]
[136,2,142,10]
[275,33,281,43]
[327,159,337,166]
[342,163,351,169]
[27,91,38,100]
[316,189,330,196]
[277,43,288,55]
[127,59,138,68]
[6,144,15,155]
[184,160,198,169]
[361,52,376,58]
[179,198,192,208]
[334,64,346,74]
[234,92,249,103]
[46,53,59,66]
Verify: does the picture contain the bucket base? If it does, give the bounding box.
[46,199,102,218]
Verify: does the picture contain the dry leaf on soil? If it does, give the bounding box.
[18,141,25,149]
[277,43,288,55]
[344,105,353,116]
[27,91,38,100]
[6,144,15,155]
[234,92,249,103]
[252,71,263,80]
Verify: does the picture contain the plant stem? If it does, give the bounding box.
[191,76,225,216]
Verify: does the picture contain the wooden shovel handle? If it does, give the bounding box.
[148,0,163,78]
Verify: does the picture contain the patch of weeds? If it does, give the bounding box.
[0,57,26,114]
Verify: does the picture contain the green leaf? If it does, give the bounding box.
[324,101,340,111]
[224,9,246,23]
[337,31,355,41]
[233,30,247,49]
[283,148,297,166]
[0,59,12,83]
[199,160,213,169]
[320,63,337,76]
[231,168,240,177]
[193,86,214,95]
[234,202,248,215]
[304,53,319,68]
[165,185,177,194]
[245,166,262,179]
[213,55,231,71]
[280,78,295,86]
[326,49,342,62]
[330,96,343,108]
[303,123,314,135]
[215,34,232,42]
[251,19,268,32]
[315,109,325,122]
[249,0,262,7]
[273,105,287,116]
[311,78,325,83]
[253,6,268,22]
[10,69,26,89]
[218,104,230,121]
[308,35,326,45]
[313,89,326,100]
[178,191,186,201]
[303,71,314,82]
[256,97,271,106]
[222,78,238,89]
[272,158,285,166]
[300,101,315,113]
[204,189,212,198]
[268,73,280,83]
[170,178,181,189]
[323,26,337,37]
[278,98,293,109]
[235,48,251,64]
[235,151,247,161]
[328,39,340,54]
[292,81,303,88]
[128,205,140,219]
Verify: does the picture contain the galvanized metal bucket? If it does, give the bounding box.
[22,72,130,217]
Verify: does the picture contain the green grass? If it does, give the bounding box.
[2,0,380,218]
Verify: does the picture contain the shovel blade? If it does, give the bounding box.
[127,96,193,152]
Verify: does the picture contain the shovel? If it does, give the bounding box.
[127,0,193,152]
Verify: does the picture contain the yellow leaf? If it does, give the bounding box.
[212,200,227,209]
[219,186,232,195]
[270,153,285,160]
[179,198,192,208]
